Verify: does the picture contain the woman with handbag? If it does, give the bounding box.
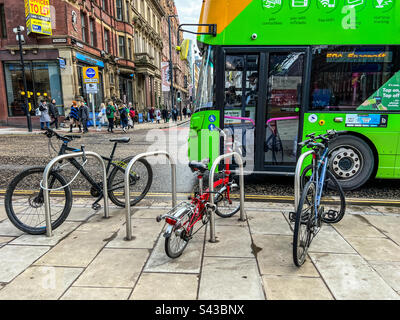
[39,99,51,130]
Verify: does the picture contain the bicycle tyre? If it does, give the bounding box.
[214,180,241,218]
[165,210,193,259]
[5,167,72,235]
[301,165,346,224]
[108,157,153,207]
[293,180,315,267]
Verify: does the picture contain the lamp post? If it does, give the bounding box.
[13,26,32,132]
[168,15,177,112]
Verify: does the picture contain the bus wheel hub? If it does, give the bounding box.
[330,148,361,179]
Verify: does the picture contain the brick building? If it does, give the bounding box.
[159,0,191,112]
[0,0,136,127]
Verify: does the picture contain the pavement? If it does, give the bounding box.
[0,118,191,135]
[0,198,399,300]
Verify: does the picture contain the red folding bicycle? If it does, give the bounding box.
[156,128,242,258]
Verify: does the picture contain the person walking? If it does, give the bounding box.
[69,101,81,133]
[97,103,107,131]
[119,104,129,133]
[39,99,51,130]
[149,107,155,123]
[162,108,167,123]
[79,100,90,133]
[129,106,136,129]
[49,99,59,129]
[183,106,187,119]
[106,101,116,133]
[155,108,161,124]
[172,107,178,122]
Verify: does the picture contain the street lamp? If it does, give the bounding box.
[13,26,32,132]
[168,15,177,112]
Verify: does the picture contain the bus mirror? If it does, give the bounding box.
[176,39,190,61]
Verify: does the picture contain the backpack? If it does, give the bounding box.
[106,106,112,116]
[120,107,127,119]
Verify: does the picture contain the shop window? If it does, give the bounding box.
[310,46,400,112]
[4,61,64,117]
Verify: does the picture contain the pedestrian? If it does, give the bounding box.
[79,100,90,133]
[97,103,107,131]
[39,99,51,130]
[149,107,154,123]
[155,108,161,124]
[119,104,129,133]
[162,108,167,123]
[129,106,136,129]
[187,108,192,118]
[69,101,81,133]
[106,101,116,133]
[183,106,187,119]
[172,107,178,122]
[49,99,59,129]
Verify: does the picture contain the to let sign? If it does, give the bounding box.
[25,0,52,36]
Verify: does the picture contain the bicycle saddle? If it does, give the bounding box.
[189,161,208,173]
[109,138,130,144]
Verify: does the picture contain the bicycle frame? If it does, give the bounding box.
[310,147,330,220]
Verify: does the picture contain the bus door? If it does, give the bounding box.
[263,50,307,172]
[222,52,259,171]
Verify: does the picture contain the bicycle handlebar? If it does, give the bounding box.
[43,128,81,143]
[299,130,346,149]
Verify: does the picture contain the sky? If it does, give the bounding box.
[174,0,203,42]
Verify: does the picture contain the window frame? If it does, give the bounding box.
[119,35,126,59]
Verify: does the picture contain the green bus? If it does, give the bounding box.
[187,0,400,190]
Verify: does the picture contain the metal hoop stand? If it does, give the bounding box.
[208,152,246,243]
[294,150,314,212]
[43,151,109,237]
[124,151,177,241]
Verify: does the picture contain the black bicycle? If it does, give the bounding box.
[5,128,153,235]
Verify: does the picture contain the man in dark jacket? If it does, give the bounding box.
[79,100,90,133]
[49,99,59,129]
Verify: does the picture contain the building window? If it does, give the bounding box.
[116,0,123,21]
[102,0,108,12]
[126,0,130,22]
[0,4,6,39]
[104,29,110,53]
[81,12,87,43]
[119,36,126,58]
[89,18,96,47]
[128,38,133,60]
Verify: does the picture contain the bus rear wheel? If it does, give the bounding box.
[328,135,374,191]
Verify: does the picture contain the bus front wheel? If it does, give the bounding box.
[328,135,374,191]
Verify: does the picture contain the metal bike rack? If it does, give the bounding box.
[43,151,109,237]
[124,151,177,241]
[294,150,314,212]
[208,152,246,243]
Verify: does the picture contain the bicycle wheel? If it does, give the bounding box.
[293,180,315,267]
[5,167,72,235]
[214,179,241,218]
[301,165,346,224]
[108,157,153,207]
[165,210,193,259]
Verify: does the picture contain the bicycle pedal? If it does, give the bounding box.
[92,203,102,211]
[289,212,296,223]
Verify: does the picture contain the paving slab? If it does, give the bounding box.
[144,228,205,274]
[0,237,14,247]
[346,205,382,215]
[0,245,50,282]
[345,237,400,262]
[372,206,400,215]
[65,207,97,222]
[262,275,333,300]
[252,234,319,277]
[0,266,83,300]
[204,225,253,258]
[131,273,198,300]
[362,215,400,246]
[333,214,386,238]
[247,211,292,236]
[73,248,149,288]
[130,208,167,219]
[370,261,400,293]
[198,257,264,300]
[61,287,132,300]
[309,226,356,254]
[310,253,400,300]
[10,222,80,246]
[214,215,248,227]
[34,228,112,267]
[0,219,25,237]
[106,219,164,249]
[0,206,8,221]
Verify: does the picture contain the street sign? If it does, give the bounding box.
[59,58,66,69]
[86,83,98,94]
[83,67,99,84]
